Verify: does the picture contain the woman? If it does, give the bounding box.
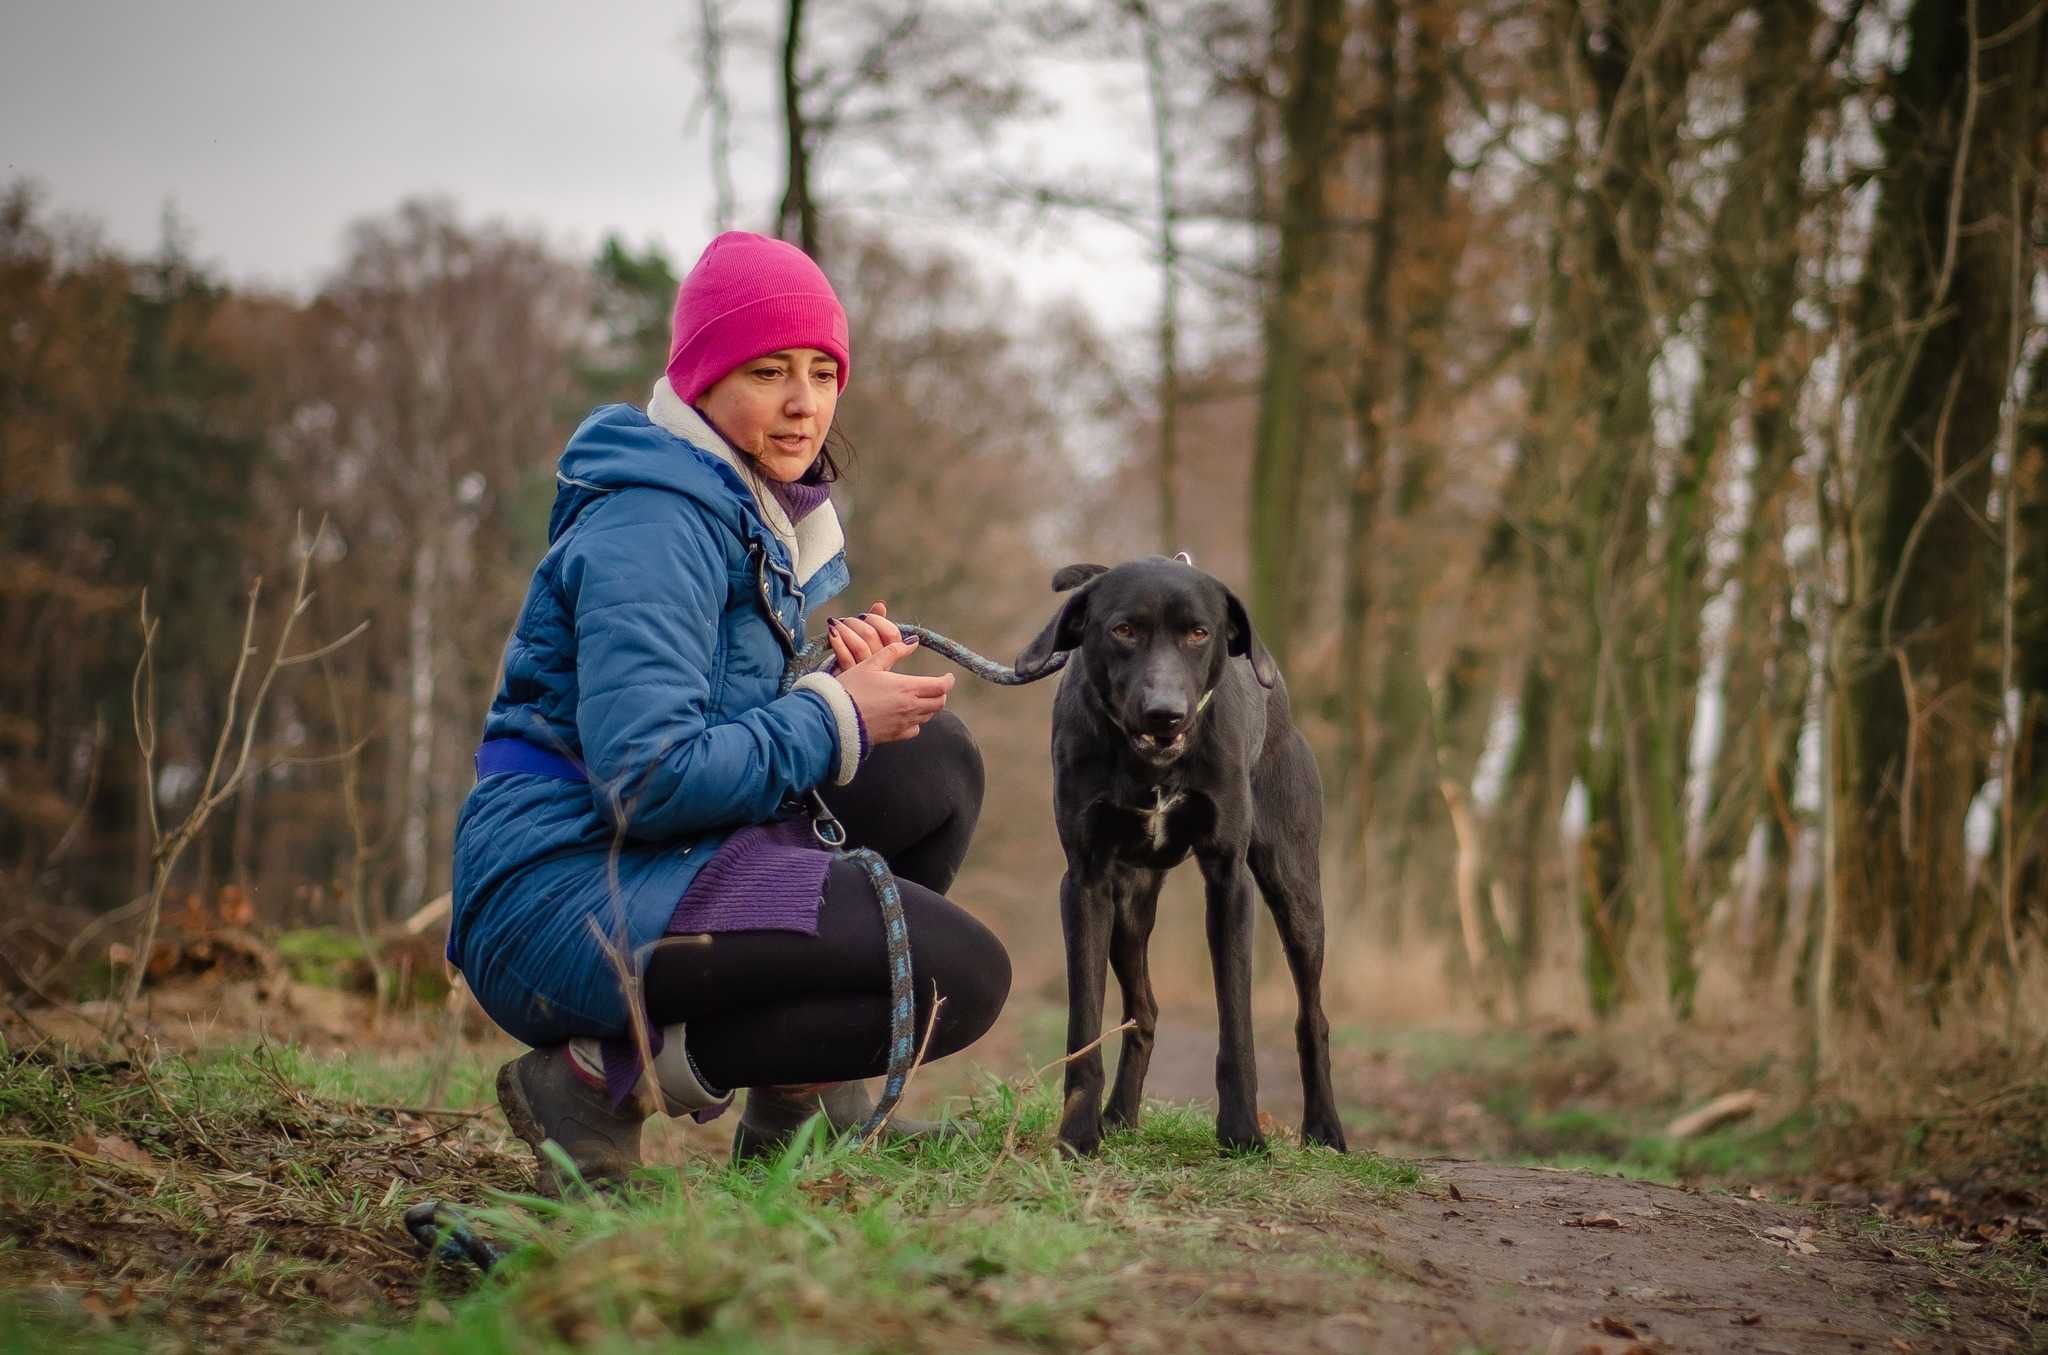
[450,231,1011,1193]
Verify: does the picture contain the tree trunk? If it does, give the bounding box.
[698,0,738,233]
[1136,1,1182,552]
[777,0,820,256]
[399,537,439,915]
[1840,0,2045,988]
[2011,330,2048,930]
[1565,0,1675,1017]
[1248,0,1345,671]
[1337,0,1401,860]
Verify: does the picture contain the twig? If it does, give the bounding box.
[984,1020,1138,1184]
[0,1137,162,1179]
[585,910,662,1120]
[111,515,363,1043]
[861,984,944,1147]
[30,892,151,991]
[322,654,387,1016]
[351,1101,492,1121]
[41,712,105,867]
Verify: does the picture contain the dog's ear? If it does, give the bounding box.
[1225,589,1279,689]
[1051,563,1110,593]
[1016,579,1097,678]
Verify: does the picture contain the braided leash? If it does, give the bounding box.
[779,623,1063,1140]
[783,623,1068,687]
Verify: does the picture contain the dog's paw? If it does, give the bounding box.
[1102,1099,1142,1132]
[1301,1115,1348,1153]
[1215,1127,1270,1157]
[1057,1125,1103,1158]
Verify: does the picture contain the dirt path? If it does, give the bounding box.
[1121,1015,2038,1353]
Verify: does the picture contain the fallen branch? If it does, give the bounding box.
[1665,1088,1766,1140]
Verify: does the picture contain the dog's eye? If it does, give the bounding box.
[1187,627,1210,644]
[1111,622,1138,641]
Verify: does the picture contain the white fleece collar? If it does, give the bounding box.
[646,376,845,588]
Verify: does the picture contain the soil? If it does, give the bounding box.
[3,988,2040,1352]
[1123,1011,2044,1353]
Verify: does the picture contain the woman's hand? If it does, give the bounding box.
[834,631,954,743]
[825,600,904,670]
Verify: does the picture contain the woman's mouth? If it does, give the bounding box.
[769,433,809,453]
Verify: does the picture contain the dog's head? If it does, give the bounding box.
[1016,557,1277,765]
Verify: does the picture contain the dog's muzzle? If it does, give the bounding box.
[1129,727,1192,764]
[1122,687,1216,765]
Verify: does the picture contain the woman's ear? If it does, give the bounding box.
[1225,589,1279,689]
[1016,580,1097,678]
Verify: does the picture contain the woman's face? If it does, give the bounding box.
[696,347,840,483]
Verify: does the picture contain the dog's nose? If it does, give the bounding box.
[1139,701,1186,735]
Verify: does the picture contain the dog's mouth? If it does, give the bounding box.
[1129,729,1190,762]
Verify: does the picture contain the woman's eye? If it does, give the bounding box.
[814,368,837,383]
[754,367,783,380]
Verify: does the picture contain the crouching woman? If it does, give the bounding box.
[450,231,1010,1193]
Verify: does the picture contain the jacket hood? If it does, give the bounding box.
[546,401,752,545]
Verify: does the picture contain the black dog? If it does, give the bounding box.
[1014,557,1347,1156]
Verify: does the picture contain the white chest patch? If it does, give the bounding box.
[1144,788,1185,851]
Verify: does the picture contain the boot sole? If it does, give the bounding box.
[495,1057,566,1198]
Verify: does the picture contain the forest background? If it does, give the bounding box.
[4,0,2046,1100]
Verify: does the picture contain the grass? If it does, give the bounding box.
[357,1099,1416,1355]
[0,1035,1422,1353]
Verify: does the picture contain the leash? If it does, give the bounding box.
[768,597,1066,1140]
[782,623,1068,689]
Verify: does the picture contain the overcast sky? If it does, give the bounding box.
[1,0,1174,338]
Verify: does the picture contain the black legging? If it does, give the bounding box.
[644,710,1011,1089]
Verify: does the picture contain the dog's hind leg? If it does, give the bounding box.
[1248,833,1348,1152]
[1197,849,1267,1154]
[1057,869,1115,1157]
[1103,870,1164,1132]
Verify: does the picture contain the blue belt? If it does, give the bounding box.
[475,737,587,783]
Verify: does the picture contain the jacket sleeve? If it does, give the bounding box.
[560,490,845,840]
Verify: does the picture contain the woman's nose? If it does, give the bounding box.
[784,382,817,416]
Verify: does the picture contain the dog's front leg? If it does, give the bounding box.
[1057,868,1115,1157]
[1102,871,1163,1132]
[1198,849,1266,1154]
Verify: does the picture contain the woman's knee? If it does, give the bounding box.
[916,708,985,825]
[923,903,1010,1053]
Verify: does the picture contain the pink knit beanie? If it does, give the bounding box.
[665,232,851,405]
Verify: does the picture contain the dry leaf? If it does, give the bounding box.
[91,1133,159,1173]
[78,1285,140,1321]
[1565,1213,1626,1229]
[1763,1224,1819,1255]
[1447,1181,1464,1202]
[1591,1315,1638,1338]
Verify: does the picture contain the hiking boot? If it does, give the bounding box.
[496,1048,646,1198]
[731,1079,977,1161]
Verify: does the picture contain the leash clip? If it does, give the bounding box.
[807,789,849,848]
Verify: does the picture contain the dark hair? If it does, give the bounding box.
[809,424,855,484]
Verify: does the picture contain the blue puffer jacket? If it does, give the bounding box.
[450,381,855,1047]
